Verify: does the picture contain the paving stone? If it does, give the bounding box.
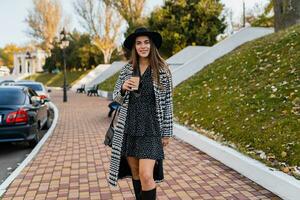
[1,91,280,199]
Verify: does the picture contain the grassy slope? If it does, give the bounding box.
[98,71,120,91]
[24,70,91,87]
[174,25,300,169]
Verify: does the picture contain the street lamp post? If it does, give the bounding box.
[59,28,69,103]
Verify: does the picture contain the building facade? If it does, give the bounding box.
[13,50,47,76]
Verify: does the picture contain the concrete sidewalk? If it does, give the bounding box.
[1,91,280,200]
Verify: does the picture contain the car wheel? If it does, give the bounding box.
[46,117,52,129]
[29,124,41,148]
[43,110,53,130]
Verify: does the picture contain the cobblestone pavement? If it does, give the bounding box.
[1,90,281,200]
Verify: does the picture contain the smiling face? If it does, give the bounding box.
[135,35,151,58]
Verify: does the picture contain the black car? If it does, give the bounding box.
[0,80,15,86]
[0,86,48,147]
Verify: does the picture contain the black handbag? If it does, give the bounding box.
[104,103,120,147]
[104,93,128,147]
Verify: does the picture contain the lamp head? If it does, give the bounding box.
[60,28,66,40]
[59,28,69,48]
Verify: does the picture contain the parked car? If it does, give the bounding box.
[17,80,35,82]
[0,80,15,86]
[0,86,48,147]
[14,81,51,101]
[14,81,52,129]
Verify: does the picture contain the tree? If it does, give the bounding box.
[0,58,4,66]
[265,0,274,15]
[106,0,147,37]
[0,49,4,66]
[148,0,226,58]
[274,0,300,31]
[43,39,62,72]
[74,0,123,63]
[25,0,62,52]
[68,32,103,68]
[245,2,274,27]
[43,31,104,72]
[0,44,24,70]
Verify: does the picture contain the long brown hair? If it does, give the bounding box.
[129,37,169,90]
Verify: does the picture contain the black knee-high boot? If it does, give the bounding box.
[141,188,156,200]
[132,179,142,200]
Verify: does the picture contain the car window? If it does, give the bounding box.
[24,94,30,105]
[0,81,15,86]
[27,88,39,104]
[0,89,26,105]
[16,83,43,91]
[28,88,38,97]
[1,82,14,86]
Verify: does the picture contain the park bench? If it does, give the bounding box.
[87,84,99,96]
[76,84,85,93]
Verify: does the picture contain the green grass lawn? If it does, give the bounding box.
[174,25,300,176]
[24,70,91,87]
[98,71,120,91]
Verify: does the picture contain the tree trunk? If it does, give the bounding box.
[103,49,113,64]
[274,0,300,31]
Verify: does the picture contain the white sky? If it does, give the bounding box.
[0,0,269,48]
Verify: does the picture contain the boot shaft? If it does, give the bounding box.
[132,179,142,200]
[141,188,156,200]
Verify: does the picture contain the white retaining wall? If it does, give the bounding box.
[70,61,126,91]
[166,46,210,72]
[172,27,274,86]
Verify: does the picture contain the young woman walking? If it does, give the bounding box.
[108,27,174,200]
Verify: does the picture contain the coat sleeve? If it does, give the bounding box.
[162,69,174,137]
[113,64,129,104]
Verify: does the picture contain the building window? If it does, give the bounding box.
[28,61,30,73]
[18,57,22,73]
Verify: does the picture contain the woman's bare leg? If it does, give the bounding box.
[139,159,156,190]
[127,156,140,180]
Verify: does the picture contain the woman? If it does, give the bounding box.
[108,27,173,200]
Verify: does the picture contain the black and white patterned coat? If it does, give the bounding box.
[108,63,174,187]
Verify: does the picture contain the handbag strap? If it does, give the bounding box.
[109,93,128,127]
[109,67,137,126]
[109,105,119,127]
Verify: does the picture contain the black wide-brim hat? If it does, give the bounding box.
[123,27,162,50]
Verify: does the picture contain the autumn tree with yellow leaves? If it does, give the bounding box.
[74,0,123,64]
[25,0,63,52]
[106,0,147,37]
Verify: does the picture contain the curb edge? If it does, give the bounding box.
[0,102,59,197]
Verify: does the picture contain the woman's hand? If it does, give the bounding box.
[122,79,136,92]
[162,137,171,147]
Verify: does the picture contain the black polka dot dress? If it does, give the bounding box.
[121,66,164,160]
